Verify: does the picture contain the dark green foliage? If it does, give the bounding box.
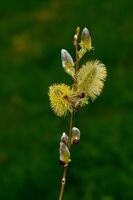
[0,0,132,199]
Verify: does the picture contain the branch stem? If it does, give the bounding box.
[59,166,68,200]
[58,111,74,200]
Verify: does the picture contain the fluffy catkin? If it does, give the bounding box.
[77,60,107,100]
[48,83,73,117]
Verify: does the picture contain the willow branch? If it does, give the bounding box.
[58,27,79,200]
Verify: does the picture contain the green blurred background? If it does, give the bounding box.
[0,0,132,199]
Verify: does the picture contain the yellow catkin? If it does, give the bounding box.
[48,83,73,117]
[77,60,107,100]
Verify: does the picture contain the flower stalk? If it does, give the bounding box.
[59,28,80,199]
[48,26,107,200]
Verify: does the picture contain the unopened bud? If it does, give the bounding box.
[74,34,78,41]
[80,27,92,50]
[71,127,80,144]
[61,49,75,77]
[61,132,68,145]
[76,27,80,36]
[77,92,85,98]
[81,27,90,40]
[73,34,78,47]
[59,142,71,166]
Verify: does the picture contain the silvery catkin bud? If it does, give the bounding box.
[59,142,71,166]
[61,132,68,145]
[81,27,92,50]
[71,127,80,144]
[61,49,75,77]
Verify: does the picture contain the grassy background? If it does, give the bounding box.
[0,0,132,199]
